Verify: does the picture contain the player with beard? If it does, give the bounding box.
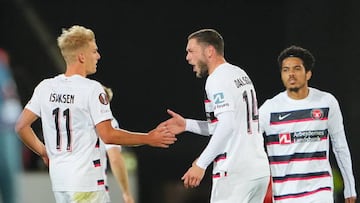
[161,28,270,203]
[259,45,357,203]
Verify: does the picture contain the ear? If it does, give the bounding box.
[306,70,312,81]
[78,52,85,63]
[206,45,215,58]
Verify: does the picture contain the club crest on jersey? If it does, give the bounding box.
[99,93,109,105]
[279,133,292,144]
[311,109,323,120]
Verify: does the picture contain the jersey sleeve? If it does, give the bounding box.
[105,144,122,151]
[185,119,210,136]
[327,94,357,198]
[196,111,235,169]
[88,83,113,125]
[259,100,270,134]
[24,81,44,117]
[206,73,234,117]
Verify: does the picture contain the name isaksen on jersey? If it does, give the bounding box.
[49,93,75,104]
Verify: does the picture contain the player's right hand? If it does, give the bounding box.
[147,126,177,148]
[40,152,49,167]
[157,109,186,135]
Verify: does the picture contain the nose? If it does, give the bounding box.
[288,68,296,76]
[186,53,190,61]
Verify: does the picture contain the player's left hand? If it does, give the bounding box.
[345,197,357,203]
[122,193,135,203]
[181,161,205,189]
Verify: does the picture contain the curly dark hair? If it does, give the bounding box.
[277,45,315,72]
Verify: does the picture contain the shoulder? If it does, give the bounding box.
[208,63,248,84]
[70,76,104,94]
[86,77,102,86]
[262,91,285,106]
[88,79,103,90]
[34,76,57,90]
[219,63,246,75]
[259,91,285,112]
[310,87,338,102]
[74,76,102,87]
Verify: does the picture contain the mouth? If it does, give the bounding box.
[288,78,296,85]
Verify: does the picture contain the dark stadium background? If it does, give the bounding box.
[1,1,359,202]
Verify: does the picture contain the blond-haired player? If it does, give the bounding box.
[15,25,176,203]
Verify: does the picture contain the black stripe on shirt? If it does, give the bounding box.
[214,152,227,162]
[93,159,101,167]
[272,171,331,183]
[270,108,329,125]
[268,151,327,164]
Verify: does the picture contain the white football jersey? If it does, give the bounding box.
[202,63,270,180]
[259,87,356,202]
[25,74,113,192]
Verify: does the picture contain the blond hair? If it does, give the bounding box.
[57,25,95,64]
[102,85,113,102]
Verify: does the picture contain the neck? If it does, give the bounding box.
[208,57,226,75]
[287,87,309,100]
[64,64,86,77]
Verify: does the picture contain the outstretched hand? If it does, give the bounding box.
[147,126,177,148]
[158,109,186,135]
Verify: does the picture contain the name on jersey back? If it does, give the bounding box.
[49,93,75,104]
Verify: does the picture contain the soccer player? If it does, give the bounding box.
[101,86,134,203]
[0,48,23,203]
[259,45,357,203]
[161,29,270,203]
[15,25,176,203]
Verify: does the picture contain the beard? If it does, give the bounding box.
[287,82,306,93]
[288,87,300,92]
[196,61,209,78]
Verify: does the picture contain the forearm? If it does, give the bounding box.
[17,126,46,157]
[114,129,147,146]
[196,112,234,169]
[101,127,147,146]
[108,150,133,197]
[185,119,210,136]
[111,162,132,196]
[97,120,175,148]
[333,142,357,197]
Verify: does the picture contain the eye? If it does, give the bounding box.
[295,66,301,70]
